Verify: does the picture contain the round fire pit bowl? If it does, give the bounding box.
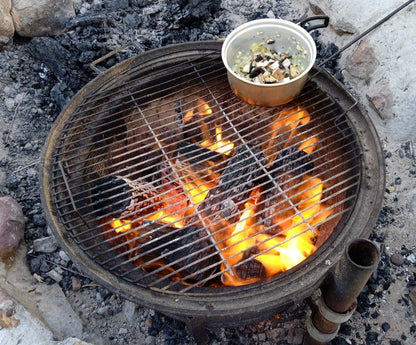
[40,41,385,327]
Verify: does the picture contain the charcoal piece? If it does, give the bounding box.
[269,147,314,177]
[235,258,266,280]
[177,141,226,166]
[176,141,227,182]
[91,176,132,216]
[195,143,267,225]
[91,176,161,217]
[138,221,219,282]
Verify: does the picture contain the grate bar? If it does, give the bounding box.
[50,90,337,221]
[55,116,358,243]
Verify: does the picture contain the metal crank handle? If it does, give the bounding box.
[90,41,142,74]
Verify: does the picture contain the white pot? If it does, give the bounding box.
[222,18,321,107]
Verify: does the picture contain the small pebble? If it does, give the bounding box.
[71,276,82,291]
[118,327,128,335]
[406,253,415,263]
[145,336,156,345]
[59,250,71,262]
[144,316,153,329]
[382,322,391,332]
[390,253,405,266]
[46,268,63,283]
[386,185,395,193]
[33,236,58,253]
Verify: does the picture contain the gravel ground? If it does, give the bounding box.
[0,1,415,344]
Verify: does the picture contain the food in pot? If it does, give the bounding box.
[233,40,306,84]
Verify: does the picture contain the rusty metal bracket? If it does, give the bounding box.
[90,42,142,74]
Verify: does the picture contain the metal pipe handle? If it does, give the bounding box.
[90,42,142,74]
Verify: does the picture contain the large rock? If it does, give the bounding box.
[0,196,25,265]
[11,0,75,37]
[0,0,14,46]
[0,287,90,345]
[366,78,393,120]
[345,40,379,81]
[0,245,84,340]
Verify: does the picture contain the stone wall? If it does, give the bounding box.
[0,0,75,46]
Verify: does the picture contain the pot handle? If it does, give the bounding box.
[297,15,329,32]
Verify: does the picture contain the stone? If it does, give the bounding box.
[366,79,393,120]
[58,250,71,263]
[145,335,156,345]
[406,253,416,264]
[46,268,63,282]
[390,253,404,266]
[123,299,139,323]
[33,235,58,253]
[346,41,379,81]
[118,327,128,335]
[287,327,304,344]
[71,276,81,291]
[309,0,357,35]
[0,0,14,46]
[0,287,19,328]
[0,245,83,340]
[0,196,25,265]
[0,285,90,345]
[11,0,75,38]
[266,327,285,341]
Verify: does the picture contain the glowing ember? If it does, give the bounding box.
[110,218,131,233]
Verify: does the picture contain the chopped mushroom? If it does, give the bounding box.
[234,41,305,84]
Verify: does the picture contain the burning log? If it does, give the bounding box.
[175,141,227,188]
[262,147,314,233]
[156,161,189,221]
[91,169,190,223]
[177,141,227,170]
[137,220,219,282]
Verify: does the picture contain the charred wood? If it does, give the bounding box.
[235,258,266,280]
[269,147,314,178]
[137,221,219,282]
[175,141,227,181]
[190,143,267,229]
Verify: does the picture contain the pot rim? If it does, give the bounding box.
[221,18,317,87]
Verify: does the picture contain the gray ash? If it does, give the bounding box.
[2,1,411,345]
[310,30,342,81]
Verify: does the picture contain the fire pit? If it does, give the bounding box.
[40,41,384,328]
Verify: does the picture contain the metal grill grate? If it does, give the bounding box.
[46,43,364,294]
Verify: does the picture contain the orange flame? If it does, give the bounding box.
[201,126,234,155]
[110,218,131,233]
